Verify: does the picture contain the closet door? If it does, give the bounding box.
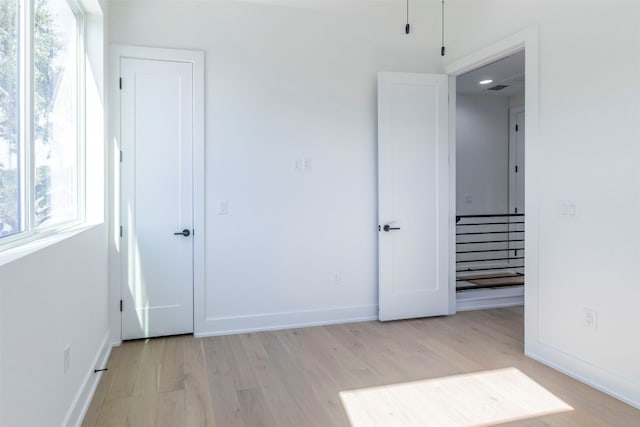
[377,72,451,321]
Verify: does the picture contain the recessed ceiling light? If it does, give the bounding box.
[479,79,494,85]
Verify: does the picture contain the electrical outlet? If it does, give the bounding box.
[584,308,598,329]
[295,157,312,171]
[217,200,228,215]
[64,345,71,374]
[560,201,578,217]
[333,272,341,285]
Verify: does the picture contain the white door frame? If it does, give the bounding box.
[444,26,540,351]
[509,105,525,215]
[109,45,205,343]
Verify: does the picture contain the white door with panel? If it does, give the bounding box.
[120,57,194,340]
[378,72,450,321]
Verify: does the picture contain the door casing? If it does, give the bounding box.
[444,26,540,344]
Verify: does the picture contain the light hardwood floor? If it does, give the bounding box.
[82,307,639,426]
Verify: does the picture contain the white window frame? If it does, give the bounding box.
[0,0,86,251]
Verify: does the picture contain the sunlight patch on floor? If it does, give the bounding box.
[339,367,573,426]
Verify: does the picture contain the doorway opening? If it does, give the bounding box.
[453,50,526,311]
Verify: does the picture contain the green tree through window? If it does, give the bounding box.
[0,0,20,236]
[0,0,74,238]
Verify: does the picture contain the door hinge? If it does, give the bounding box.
[515,207,518,214]
[119,77,122,90]
[515,124,519,132]
[120,225,123,237]
[515,165,518,173]
[120,300,123,312]
[119,150,123,163]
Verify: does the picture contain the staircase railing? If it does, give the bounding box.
[456,213,524,291]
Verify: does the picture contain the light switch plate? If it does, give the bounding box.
[560,201,578,217]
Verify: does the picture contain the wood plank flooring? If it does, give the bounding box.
[82,307,640,426]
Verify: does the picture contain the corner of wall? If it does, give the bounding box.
[525,345,640,410]
[62,332,112,427]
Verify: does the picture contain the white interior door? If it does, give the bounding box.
[378,72,450,321]
[120,57,194,340]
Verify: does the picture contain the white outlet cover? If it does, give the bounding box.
[583,308,598,329]
[64,345,71,373]
[560,201,578,217]
[217,200,228,215]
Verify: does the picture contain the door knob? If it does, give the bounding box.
[383,224,401,232]
[173,229,191,237]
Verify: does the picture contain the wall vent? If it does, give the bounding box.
[487,84,509,91]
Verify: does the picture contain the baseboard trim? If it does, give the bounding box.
[63,331,113,427]
[195,304,378,337]
[456,287,524,311]
[526,348,640,410]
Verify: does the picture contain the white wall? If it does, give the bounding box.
[446,0,640,408]
[107,0,640,410]
[0,4,108,425]
[0,227,110,426]
[456,94,510,215]
[108,0,443,334]
[509,93,524,108]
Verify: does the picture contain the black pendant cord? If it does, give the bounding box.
[441,0,446,56]
[405,0,410,34]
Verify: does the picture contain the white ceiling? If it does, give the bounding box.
[456,50,525,97]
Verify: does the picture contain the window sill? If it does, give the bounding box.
[0,222,104,267]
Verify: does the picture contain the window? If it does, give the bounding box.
[0,0,83,244]
[0,0,21,238]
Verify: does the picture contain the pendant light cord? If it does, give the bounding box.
[405,0,410,34]
[441,0,446,56]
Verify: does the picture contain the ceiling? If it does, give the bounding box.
[456,50,524,97]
